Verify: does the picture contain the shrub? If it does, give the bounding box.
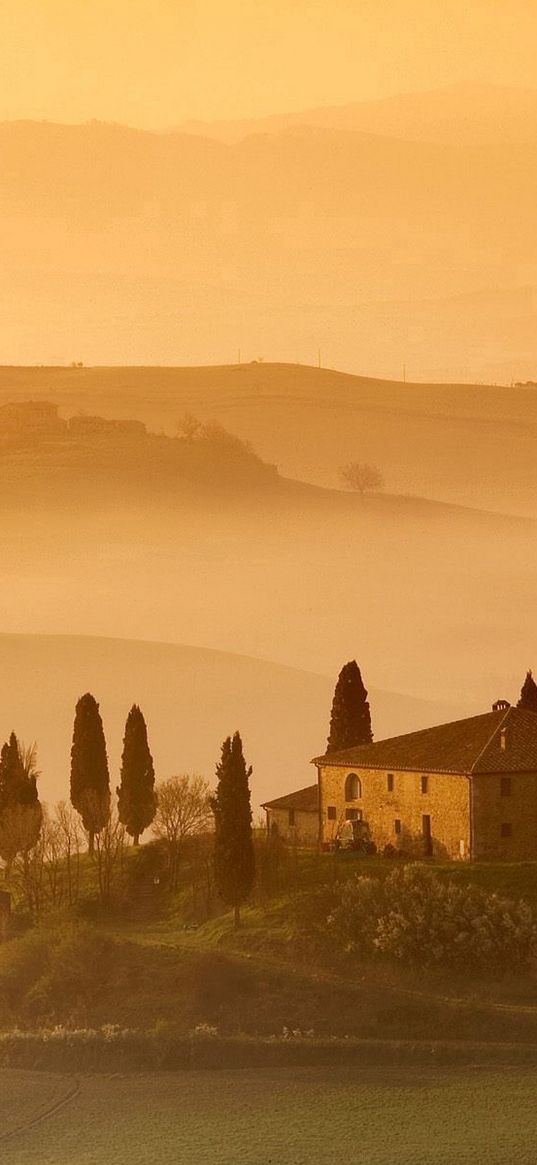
[327,864,537,972]
[0,923,120,1023]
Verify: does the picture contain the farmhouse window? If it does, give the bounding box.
[345,808,362,821]
[500,777,512,797]
[327,805,337,820]
[421,775,429,794]
[345,773,361,800]
[387,773,394,792]
[394,819,402,835]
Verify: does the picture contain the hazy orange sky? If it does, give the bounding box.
[2,0,537,129]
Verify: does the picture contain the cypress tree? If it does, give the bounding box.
[212,731,255,927]
[326,660,373,753]
[70,693,110,854]
[117,704,157,845]
[518,670,537,712]
[0,732,42,873]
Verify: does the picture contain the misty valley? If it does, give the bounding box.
[3,17,537,1158]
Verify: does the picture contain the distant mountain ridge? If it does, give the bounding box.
[175,83,537,145]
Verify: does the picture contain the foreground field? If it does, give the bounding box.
[2,1065,537,1165]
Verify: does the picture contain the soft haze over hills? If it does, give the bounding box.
[0,368,534,713]
[2,362,537,515]
[177,83,537,145]
[0,635,471,810]
[1,84,537,380]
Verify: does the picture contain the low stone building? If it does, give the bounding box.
[312,702,537,860]
[262,784,319,847]
[0,400,66,442]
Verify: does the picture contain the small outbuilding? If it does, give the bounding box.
[262,784,319,847]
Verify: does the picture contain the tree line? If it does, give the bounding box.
[0,694,255,926]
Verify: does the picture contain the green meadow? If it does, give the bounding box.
[2,1065,537,1165]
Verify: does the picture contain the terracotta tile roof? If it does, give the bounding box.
[312,706,537,776]
[262,784,319,812]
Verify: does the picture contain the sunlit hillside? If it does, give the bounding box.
[1,362,537,514]
[0,382,533,710]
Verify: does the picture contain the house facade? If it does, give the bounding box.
[262,784,319,846]
[312,703,537,861]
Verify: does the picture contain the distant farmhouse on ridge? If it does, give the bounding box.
[264,700,537,861]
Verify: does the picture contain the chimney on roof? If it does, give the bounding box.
[492,699,510,712]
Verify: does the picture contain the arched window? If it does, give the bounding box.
[345,772,361,801]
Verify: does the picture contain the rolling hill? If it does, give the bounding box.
[1,107,536,380]
[1,362,537,514]
[0,371,534,713]
[0,634,472,810]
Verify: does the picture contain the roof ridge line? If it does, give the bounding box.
[470,705,512,774]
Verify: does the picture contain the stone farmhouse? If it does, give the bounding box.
[265,701,537,860]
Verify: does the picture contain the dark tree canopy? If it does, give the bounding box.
[212,731,255,926]
[70,693,110,852]
[518,670,537,712]
[117,704,157,845]
[0,732,42,866]
[326,660,373,753]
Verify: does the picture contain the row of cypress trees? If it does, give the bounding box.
[70,695,156,853]
[71,695,256,924]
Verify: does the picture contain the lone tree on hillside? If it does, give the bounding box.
[117,705,157,846]
[70,693,110,854]
[518,670,537,712]
[0,734,42,876]
[327,661,373,754]
[211,732,255,928]
[339,463,385,495]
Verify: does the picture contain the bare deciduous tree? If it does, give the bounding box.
[54,801,82,906]
[339,462,385,495]
[153,774,213,890]
[94,812,126,904]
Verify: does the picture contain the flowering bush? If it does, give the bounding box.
[327,864,537,971]
[190,1023,218,1038]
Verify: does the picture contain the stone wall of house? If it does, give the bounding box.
[265,807,319,847]
[472,771,537,861]
[318,764,470,859]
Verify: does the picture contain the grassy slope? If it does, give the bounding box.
[4,854,537,1046]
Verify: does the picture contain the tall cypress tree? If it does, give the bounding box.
[212,731,255,927]
[117,704,157,845]
[70,693,110,854]
[326,660,373,753]
[0,732,42,873]
[518,670,537,713]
